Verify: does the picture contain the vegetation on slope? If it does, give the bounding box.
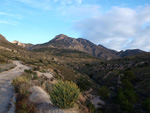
[1,34,150,113]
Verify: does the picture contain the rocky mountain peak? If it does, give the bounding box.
[53,34,71,41]
[49,34,79,46]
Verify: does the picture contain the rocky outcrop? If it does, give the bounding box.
[12,40,33,49]
[12,40,26,48]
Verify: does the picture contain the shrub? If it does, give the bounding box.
[39,59,43,63]
[121,99,133,111]
[12,76,30,94]
[12,76,29,87]
[117,90,127,103]
[12,75,34,113]
[45,81,52,94]
[25,74,32,80]
[50,80,80,109]
[98,86,110,99]
[32,72,38,80]
[117,89,134,112]
[123,71,135,81]
[18,83,30,97]
[16,97,36,113]
[142,98,150,112]
[24,69,33,74]
[124,89,137,103]
[122,79,133,89]
[86,101,96,113]
[97,107,102,113]
[76,77,92,91]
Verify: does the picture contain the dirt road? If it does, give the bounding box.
[0,61,30,113]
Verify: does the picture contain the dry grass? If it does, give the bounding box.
[0,63,16,72]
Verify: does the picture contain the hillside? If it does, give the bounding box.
[30,34,145,60]
[0,34,25,51]
[0,34,150,113]
[0,34,36,63]
[67,52,150,112]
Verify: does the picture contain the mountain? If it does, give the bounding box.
[0,33,150,113]
[12,40,33,49]
[117,49,145,57]
[0,34,16,49]
[0,34,30,61]
[30,34,120,59]
[0,34,8,42]
[30,34,146,59]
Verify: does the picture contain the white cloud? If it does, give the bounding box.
[16,0,84,10]
[15,0,97,19]
[75,5,150,51]
[0,20,17,25]
[0,12,11,16]
[59,4,100,19]
[16,0,52,10]
[0,12,23,19]
[54,0,83,5]
[0,11,22,25]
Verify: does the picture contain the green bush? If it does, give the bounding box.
[18,83,30,97]
[32,72,38,80]
[124,89,137,103]
[86,101,96,113]
[76,77,92,91]
[121,99,133,111]
[16,98,36,113]
[123,71,135,81]
[142,98,150,113]
[117,89,134,112]
[12,76,29,87]
[12,75,34,113]
[12,76,30,95]
[97,107,102,113]
[122,79,133,89]
[25,74,32,80]
[50,80,80,109]
[98,86,110,99]
[24,69,33,74]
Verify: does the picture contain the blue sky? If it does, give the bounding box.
[0,0,150,51]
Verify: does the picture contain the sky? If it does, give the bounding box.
[0,0,150,51]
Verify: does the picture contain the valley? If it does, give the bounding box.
[0,34,150,113]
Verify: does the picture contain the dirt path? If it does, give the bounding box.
[0,61,30,113]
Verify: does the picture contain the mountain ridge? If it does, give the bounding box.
[0,34,145,59]
[30,34,145,59]
[0,34,7,42]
